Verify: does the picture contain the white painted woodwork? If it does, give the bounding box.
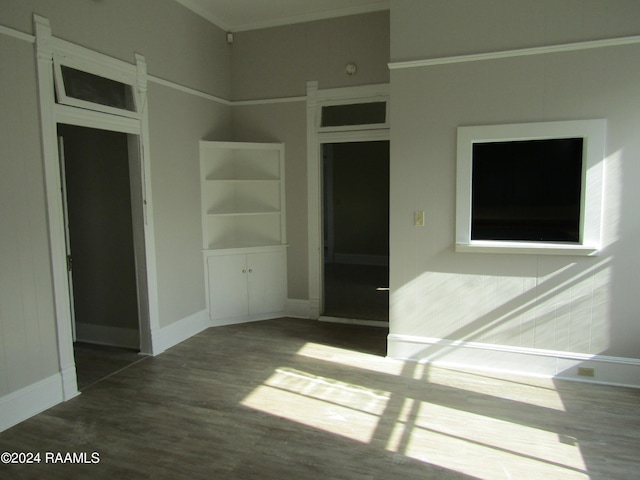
[246,249,287,314]
[306,82,390,319]
[33,16,158,399]
[455,119,606,256]
[200,141,286,250]
[207,253,249,319]
[200,141,288,323]
[206,248,287,321]
[388,34,640,70]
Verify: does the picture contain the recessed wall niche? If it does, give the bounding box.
[456,119,606,256]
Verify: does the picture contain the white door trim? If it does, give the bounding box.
[306,81,390,319]
[34,15,159,400]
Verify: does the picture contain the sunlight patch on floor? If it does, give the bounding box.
[295,342,404,375]
[426,367,568,412]
[387,398,588,478]
[241,344,590,479]
[241,366,389,443]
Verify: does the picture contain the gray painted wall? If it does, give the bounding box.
[0,32,59,397]
[389,0,640,359]
[148,82,232,327]
[0,0,231,399]
[232,11,391,299]
[231,11,390,101]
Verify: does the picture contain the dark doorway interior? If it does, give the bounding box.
[322,141,390,322]
[58,124,141,388]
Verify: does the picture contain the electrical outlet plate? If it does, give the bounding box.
[578,367,595,377]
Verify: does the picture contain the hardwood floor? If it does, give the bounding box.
[73,342,145,390]
[324,263,389,322]
[1,318,639,479]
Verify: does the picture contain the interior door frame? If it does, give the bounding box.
[57,136,77,342]
[34,16,159,400]
[306,81,390,320]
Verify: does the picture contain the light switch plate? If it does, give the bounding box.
[414,211,425,226]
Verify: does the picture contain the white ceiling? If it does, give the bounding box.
[175,0,389,32]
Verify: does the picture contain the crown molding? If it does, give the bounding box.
[175,0,389,33]
[175,0,232,31]
[389,35,640,70]
[231,1,389,32]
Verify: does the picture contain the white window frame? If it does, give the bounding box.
[455,119,606,256]
[317,97,389,133]
[53,50,141,119]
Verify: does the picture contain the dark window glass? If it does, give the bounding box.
[471,138,583,242]
[61,66,136,112]
[321,102,386,127]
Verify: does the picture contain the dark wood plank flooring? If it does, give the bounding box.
[73,342,145,390]
[324,263,389,321]
[1,318,639,479]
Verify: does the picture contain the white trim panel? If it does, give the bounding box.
[211,311,288,327]
[75,323,140,349]
[320,316,389,328]
[233,96,307,106]
[389,35,640,70]
[286,299,311,319]
[0,374,66,432]
[148,74,231,105]
[54,103,140,134]
[151,309,212,355]
[388,334,640,388]
[0,24,35,43]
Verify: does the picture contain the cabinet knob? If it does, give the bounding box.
[248,269,253,273]
[242,269,247,273]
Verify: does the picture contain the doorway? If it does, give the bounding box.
[58,124,144,389]
[322,141,390,322]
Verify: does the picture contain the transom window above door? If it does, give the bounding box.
[321,101,387,128]
[53,54,141,118]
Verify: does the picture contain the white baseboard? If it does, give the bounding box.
[388,334,640,388]
[152,309,212,355]
[320,316,389,328]
[211,310,288,327]
[308,297,320,319]
[0,374,65,432]
[286,299,310,318]
[75,323,139,349]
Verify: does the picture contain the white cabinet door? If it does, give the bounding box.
[207,254,248,320]
[247,250,286,315]
[206,248,287,321]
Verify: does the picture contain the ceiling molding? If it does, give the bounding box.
[175,0,232,31]
[175,0,389,32]
[231,1,390,32]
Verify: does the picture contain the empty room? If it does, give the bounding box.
[1,1,639,478]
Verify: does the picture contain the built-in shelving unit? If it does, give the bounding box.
[200,141,287,323]
[200,141,286,250]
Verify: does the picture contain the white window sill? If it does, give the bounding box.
[455,241,599,256]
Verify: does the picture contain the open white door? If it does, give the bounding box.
[58,136,76,341]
